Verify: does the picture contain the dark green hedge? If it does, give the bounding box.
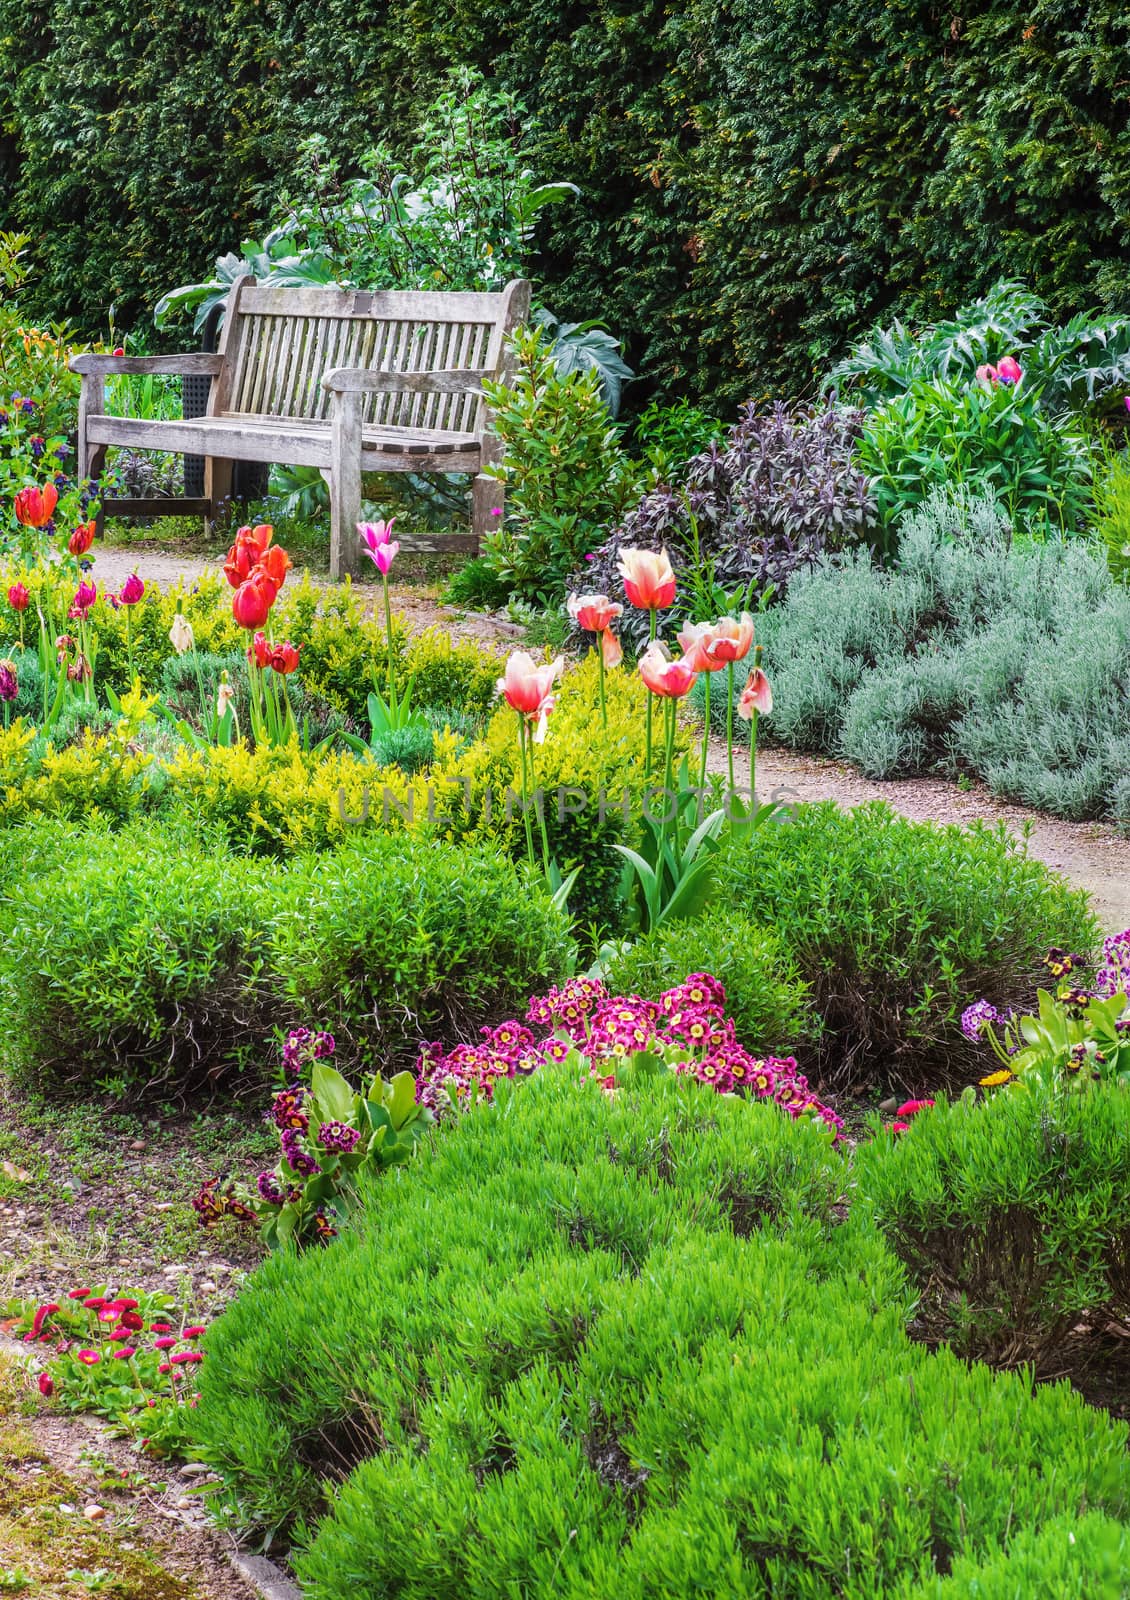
[3,0,1129,403]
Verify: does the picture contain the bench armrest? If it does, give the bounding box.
[322,366,491,395]
[69,353,225,377]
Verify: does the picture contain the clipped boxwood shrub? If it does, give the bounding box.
[185,1065,1130,1595]
[717,800,1098,1087]
[0,821,279,1095]
[855,1084,1130,1374]
[604,912,815,1058]
[268,833,575,1072]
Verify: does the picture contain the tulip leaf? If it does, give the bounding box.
[387,1071,418,1128]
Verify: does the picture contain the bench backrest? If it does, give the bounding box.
[210,279,531,437]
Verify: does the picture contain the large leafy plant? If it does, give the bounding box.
[154,69,576,330]
[830,279,1130,417]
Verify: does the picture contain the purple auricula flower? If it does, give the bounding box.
[960,999,1000,1041]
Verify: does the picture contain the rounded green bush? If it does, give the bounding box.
[717,800,1098,1087]
[604,913,815,1059]
[268,833,576,1072]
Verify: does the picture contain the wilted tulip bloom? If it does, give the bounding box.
[618,546,676,611]
[169,613,195,655]
[13,483,58,528]
[67,653,92,683]
[119,572,145,605]
[638,642,698,699]
[737,668,773,718]
[358,519,399,576]
[67,521,96,557]
[6,583,29,613]
[216,678,235,719]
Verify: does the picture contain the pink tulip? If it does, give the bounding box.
[996,355,1022,384]
[119,572,145,606]
[705,612,754,665]
[676,620,725,672]
[618,547,676,611]
[497,650,563,742]
[69,580,97,620]
[1124,396,1130,415]
[638,642,698,699]
[737,668,773,718]
[357,519,399,576]
[975,363,999,383]
[567,592,622,634]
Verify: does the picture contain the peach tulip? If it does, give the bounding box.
[568,592,623,634]
[705,612,754,664]
[618,547,676,611]
[601,628,623,669]
[677,620,725,673]
[638,642,698,699]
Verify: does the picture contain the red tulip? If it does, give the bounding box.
[618,547,676,611]
[737,668,773,718]
[14,483,58,528]
[119,572,145,605]
[257,543,291,592]
[638,642,698,699]
[996,354,1022,384]
[271,641,301,674]
[223,523,274,588]
[705,612,754,665]
[232,571,276,630]
[67,521,96,557]
[249,631,274,669]
[7,583,29,612]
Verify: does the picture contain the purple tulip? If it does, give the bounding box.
[0,660,17,702]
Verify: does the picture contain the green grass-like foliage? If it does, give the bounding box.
[716,801,1096,1087]
[603,913,815,1058]
[0,823,573,1094]
[856,1083,1130,1373]
[185,1066,1130,1596]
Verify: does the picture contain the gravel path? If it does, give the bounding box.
[93,546,1130,932]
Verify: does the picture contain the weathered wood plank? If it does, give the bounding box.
[70,353,224,377]
[329,389,363,582]
[322,367,491,394]
[240,285,519,319]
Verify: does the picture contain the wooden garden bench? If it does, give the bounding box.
[70,277,531,579]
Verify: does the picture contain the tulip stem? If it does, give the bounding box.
[700,673,710,791]
[597,646,607,729]
[515,715,536,870]
[658,698,676,903]
[726,661,735,793]
[124,607,134,685]
[644,610,657,779]
[382,573,397,717]
[526,729,552,874]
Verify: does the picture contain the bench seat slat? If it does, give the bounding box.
[86,413,481,469]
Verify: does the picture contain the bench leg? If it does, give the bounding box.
[471,472,504,552]
[204,457,234,537]
[329,391,363,582]
[86,446,108,538]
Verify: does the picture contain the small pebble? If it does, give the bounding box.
[83,1504,105,1521]
[129,1139,147,1151]
[175,1495,193,1509]
[57,1502,76,1515]
[180,1463,210,1476]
